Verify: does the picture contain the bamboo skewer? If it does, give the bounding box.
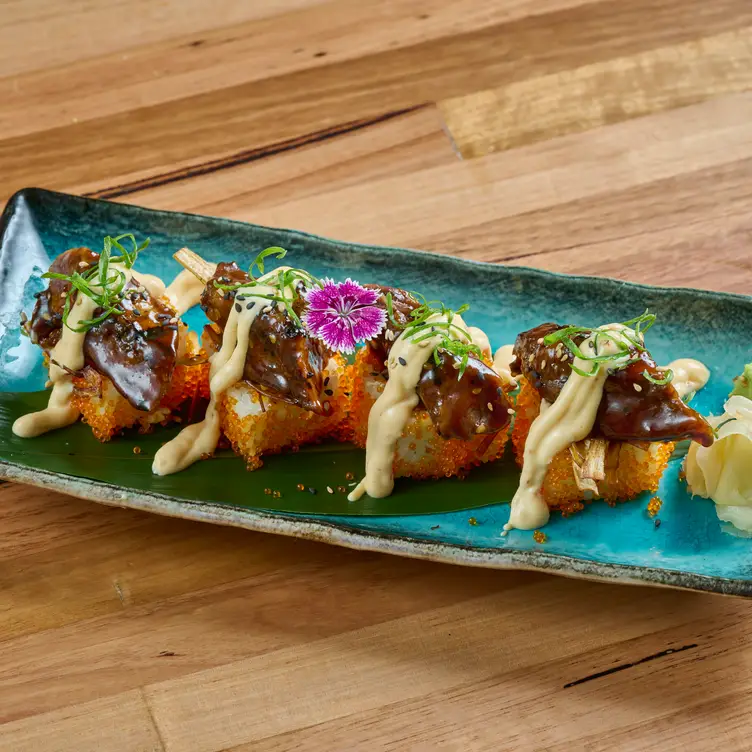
[173,247,216,285]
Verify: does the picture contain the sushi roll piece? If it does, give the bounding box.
[506,314,714,530]
[13,236,207,442]
[152,248,349,475]
[348,286,515,501]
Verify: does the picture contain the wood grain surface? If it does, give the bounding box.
[1,1,751,750]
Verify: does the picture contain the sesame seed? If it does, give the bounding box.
[236,295,246,301]
[270,334,277,344]
[398,357,407,366]
[324,376,330,386]
[324,389,334,396]
[497,386,503,396]
[234,303,242,313]
[634,383,643,392]
[246,301,254,310]
[508,408,515,415]
[326,486,334,494]
[541,360,546,368]
[487,402,493,411]
[537,337,544,344]
[308,487,317,495]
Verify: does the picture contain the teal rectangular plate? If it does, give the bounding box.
[1,188,751,596]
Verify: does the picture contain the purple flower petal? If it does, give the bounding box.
[301,278,386,353]
[349,305,387,343]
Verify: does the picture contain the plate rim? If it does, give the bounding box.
[7,186,752,312]
[2,458,750,598]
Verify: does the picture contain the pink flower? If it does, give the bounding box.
[302,278,386,354]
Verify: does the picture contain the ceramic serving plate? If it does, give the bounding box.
[1,188,751,596]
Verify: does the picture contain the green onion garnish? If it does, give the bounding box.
[41,234,150,333]
[385,291,480,380]
[542,310,671,382]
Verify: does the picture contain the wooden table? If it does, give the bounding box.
[2,2,751,750]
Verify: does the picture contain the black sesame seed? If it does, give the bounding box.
[307,371,314,378]
[655,518,661,528]
[236,295,246,301]
[324,376,330,386]
[246,301,255,310]
[308,487,317,495]
[497,386,503,396]
[324,389,334,396]
[398,357,407,366]
[234,303,242,313]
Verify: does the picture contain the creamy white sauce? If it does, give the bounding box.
[348,313,480,502]
[165,267,216,316]
[504,325,636,532]
[667,358,710,399]
[13,263,168,439]
[152,269,289,476]
[467,326,491,359]
[493,344,518,389]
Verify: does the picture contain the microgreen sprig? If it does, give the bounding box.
[542,310,674,384]
[42,234,150,333]
[385,291,481,380]
[212,247,323,328]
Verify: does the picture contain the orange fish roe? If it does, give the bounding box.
[71,328,207,442]
[533,530,547,544]
[346,348,509,482]
[511,377,674,514]
[220,355,350,470]
[647,496,663,517]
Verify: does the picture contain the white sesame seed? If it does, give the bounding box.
[537,338,544,344]
[507,408,515,415]
[634,383,643,392]
[326,486,334,494]
[541,360,546,368]
[487,402,493,411]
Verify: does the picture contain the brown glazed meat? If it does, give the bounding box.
[417,355,512,441]
[511,323,714,446]
[201,263,334,416]
[366,284,512,441]
[27,247,180,413]
[28,247,99,351]
[83,285,179,412]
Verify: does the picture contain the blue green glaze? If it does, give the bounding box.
[1,188,751,596]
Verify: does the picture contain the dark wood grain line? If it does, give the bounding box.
[1,0,749,202]
[563,643,699,688]
[85,105,426,200]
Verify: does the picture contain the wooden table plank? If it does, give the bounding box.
[1,0,749,204]
[440,27,752,158]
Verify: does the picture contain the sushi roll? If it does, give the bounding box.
[152,249,349,475]
[506,315,714,530]
[13,236,207,442]
[348,286,515,501]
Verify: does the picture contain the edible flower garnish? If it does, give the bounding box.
[303,279,386,354]
[42,233,150,333]
[385,292,481,379]
[213,247,386,352]
[542,310,674,383]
